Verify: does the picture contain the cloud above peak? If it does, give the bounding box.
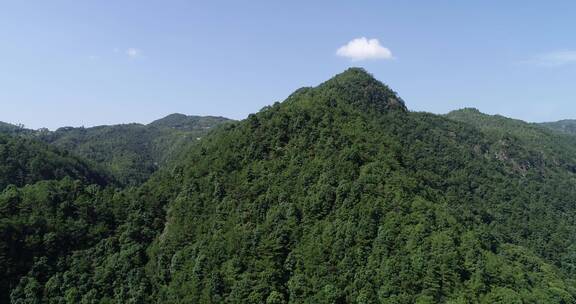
[336,37,393,61]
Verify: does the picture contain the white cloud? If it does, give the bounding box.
[336,37,393,61]
[125,48,143,59]
[531,51,576,67]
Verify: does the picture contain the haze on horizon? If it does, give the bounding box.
[1,1,575,130]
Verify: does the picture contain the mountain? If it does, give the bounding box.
[0,114,232,185]
[149,113,230,131]
[0,121,35,136]
[539,119,576,136]
[0,132,117,302]
[144,70,576,303]
[0,121,20,133]
[5,68,576,303]
[446,108,576,174]
[0,132,112,190]
[0,114,230,302]
[36,114,232,185]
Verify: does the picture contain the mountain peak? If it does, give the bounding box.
[149,113,231,131]
[315,68,407,113]
[326,67,374,81]
[445,108,484,119]
[320,68,382,89]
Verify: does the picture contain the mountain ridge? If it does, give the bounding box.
[137,70,576,302]
[0,114,233,185]
[539,119,576,135]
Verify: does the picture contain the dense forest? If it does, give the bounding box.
[39,114,230,185]
[0,133,112,189]
[2,68,576,303]
[1,114,231,185]
[539,119,576,136]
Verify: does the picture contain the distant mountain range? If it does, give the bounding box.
[0,114,232,185]
[539,119,576,135]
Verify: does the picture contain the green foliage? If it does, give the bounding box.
[39,114,231,185]
[0,178,122,303]
[141,69,576,302]
[0,133,112,190]
[149,113,229,132]
[539,119,576,135]
[0,122,28,135]
[4,69,576,303]
[447,108,576,175]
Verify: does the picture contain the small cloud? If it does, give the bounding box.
[125,48,143,59]
[529,50,576,67]
[88,55,99,61]
[336,37,393,61]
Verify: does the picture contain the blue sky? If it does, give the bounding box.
[1,1,575,129]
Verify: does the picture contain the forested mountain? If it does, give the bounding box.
[0,114,229,303]
[0,114,231,185]
[447,108,576,139]
[0,122,20,134]
[4,68,576,303]
[38,114,231,185]
[0,133,112,190]
[539,119,576,136]
[0,132,117,302]
[0,122,35,136]
[149,113,229,131]
[446,108,576,174]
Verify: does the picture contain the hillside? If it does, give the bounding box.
[0,122,22,134]
[539,119,576,136]
[5,68,576,303]
[149,113,230,131]
[37,114,231,185]
[0,132,118,302]
[0,122,36,136]
[446,108,576,175]
[0,115,230,303]
[0,114,231,185]
[144,70,576,303]
[0,133,112,190]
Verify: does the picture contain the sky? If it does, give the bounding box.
[1,1,576,130]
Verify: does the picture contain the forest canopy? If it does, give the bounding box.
[2,68,576,303]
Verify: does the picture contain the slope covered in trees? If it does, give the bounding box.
[539,119,576,136]
[0,114,232,185]
[446,108,576,175]
[149,113,229,131]
[0,132,119,302]
[143,70,576,303]
[0,115,230,302]
[5,69,576,303]
[0,122,25,135]
[0,133,112,190]
[0,179,123,302]
[38,114,231,185]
